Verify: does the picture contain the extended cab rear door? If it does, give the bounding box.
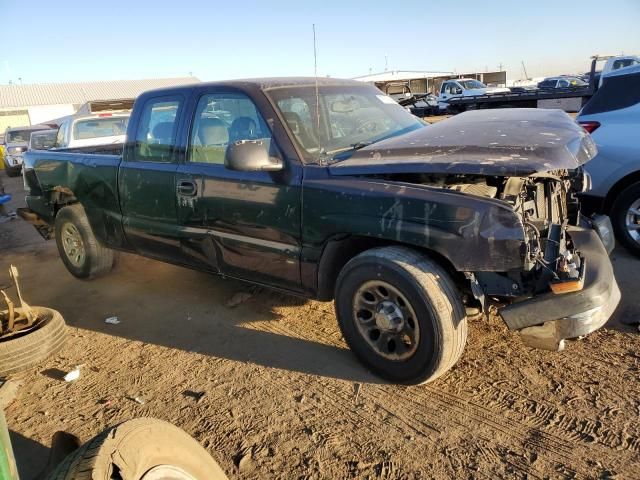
[175,86,303,290]
[118,93,187,261]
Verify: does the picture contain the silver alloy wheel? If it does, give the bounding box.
[626,198,640,244]
[61,222,86,268]
[141,465,198,480]
[352,280,420,360]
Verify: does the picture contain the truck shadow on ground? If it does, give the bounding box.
[3,241,638,385]
[11,247,385,384]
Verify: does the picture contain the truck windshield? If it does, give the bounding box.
[267,85,424,162]
[29,130,56,150]
[459,80,486,89]
[72,116,129,140]
[5,130,33,143]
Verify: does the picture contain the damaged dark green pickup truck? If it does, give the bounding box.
[20,78,620,384]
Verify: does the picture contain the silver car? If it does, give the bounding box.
[3,125,54,177]
[578,64,640,256]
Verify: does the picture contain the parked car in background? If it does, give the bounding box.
[397,92,439,117]
[437,78,510,111]
[20,78,620,384]
[578,64,640,256]
[54,113,129,149]
[29,129,57,151]
[537,76,587,89]
[2,125,54,176]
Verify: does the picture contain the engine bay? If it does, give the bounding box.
[375,169,588,299]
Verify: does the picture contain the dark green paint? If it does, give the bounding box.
[22,80,541,300]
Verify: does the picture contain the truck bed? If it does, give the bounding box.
[22,148,122,226]
[52,143,124,155]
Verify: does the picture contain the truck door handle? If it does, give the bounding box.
[177,179,197,196]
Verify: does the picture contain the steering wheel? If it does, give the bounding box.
[355,119,380,134]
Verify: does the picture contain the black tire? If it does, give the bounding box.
[46,418,228,480]
[55,204,114,279]
[610,182,640,257]
[5,166,20,177]
[0,307,67,378]
[335,246,467,385]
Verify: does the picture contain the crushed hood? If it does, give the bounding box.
[329,108,597,177]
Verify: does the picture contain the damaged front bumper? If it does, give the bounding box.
[499,225,620,351]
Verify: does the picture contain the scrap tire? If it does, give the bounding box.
[0,307,67,378]
[46,418,228,480]
[55,204,114,279]
[610,182,640,257]
[335,246,467,385]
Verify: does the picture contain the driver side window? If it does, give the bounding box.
[188,93,271,165]
[444,82,458,95]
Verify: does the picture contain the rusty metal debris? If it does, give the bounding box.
[1,265,38,339]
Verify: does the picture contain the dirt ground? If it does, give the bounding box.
[1,171,639,480]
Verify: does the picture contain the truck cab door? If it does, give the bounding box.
[175,90,302,290]
[118,94,187,262]
[438,81,452,110]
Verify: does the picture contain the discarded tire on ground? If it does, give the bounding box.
[46,417,228,480]
[0,307,67,378]
[335,246,468,385]
[54,204,114,279]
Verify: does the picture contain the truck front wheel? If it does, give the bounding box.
[335,246,467,384]
[54,204,114,279]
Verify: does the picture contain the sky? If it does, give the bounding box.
[1,0,639,85]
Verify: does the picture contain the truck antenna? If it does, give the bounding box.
[313,24,322,156]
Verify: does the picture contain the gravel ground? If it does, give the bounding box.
[1,171,638,479]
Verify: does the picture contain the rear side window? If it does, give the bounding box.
[133,97,182,162]
[581,72,640,115]
[73,117,128,140]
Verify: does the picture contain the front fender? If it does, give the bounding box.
[303,177,525,272]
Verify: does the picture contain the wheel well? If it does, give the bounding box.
[603,171,640,213]
[49,187,78,218]
[316,235,463,301]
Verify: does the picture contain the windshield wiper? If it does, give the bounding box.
[327,141,375,163]
[351,141,373,150]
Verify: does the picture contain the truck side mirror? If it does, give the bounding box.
[225,139,283,172]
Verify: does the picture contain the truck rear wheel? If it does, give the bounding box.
[334,246,467,384]
[54,204,114,279]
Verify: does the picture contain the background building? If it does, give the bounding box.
[353,70,507,95]
[0,77,199,132]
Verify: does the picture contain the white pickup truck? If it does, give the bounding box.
[597,55,639,86]
[437,78,510,112]
[54,113,130,149]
